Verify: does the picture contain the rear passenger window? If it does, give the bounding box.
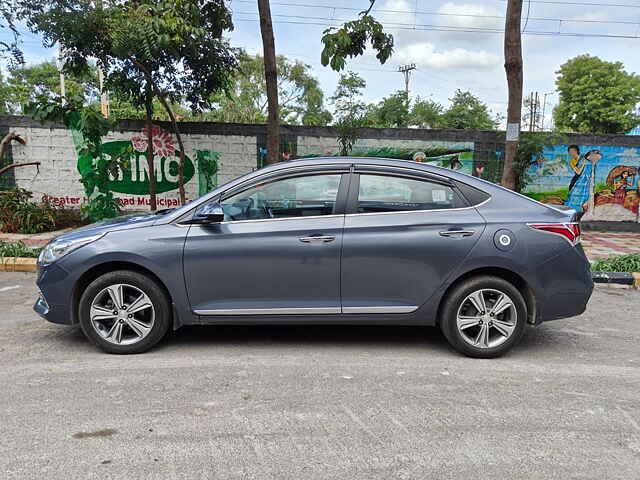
[357,174,462,213]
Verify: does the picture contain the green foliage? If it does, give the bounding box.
[24,97,122,222]
[321,1,393,72]
[440,90,499,130]
[2,61,99,114]
[553,55,640,134]
[330,72,370,155]
[0,188,82,234]
[0,0,22,67]
[0,241,43,259]
[365,91,410,128]
[592,254,640,273]
[410,97,444,128]
[513,132,565,192]
[207,54,330,125]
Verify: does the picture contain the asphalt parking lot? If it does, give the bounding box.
[0,271,639,479]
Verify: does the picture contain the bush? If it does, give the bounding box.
[0,188,85,234]
[591,253,640,273]
[0,241,42,258]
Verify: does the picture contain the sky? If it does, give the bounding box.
[4,0,640,127]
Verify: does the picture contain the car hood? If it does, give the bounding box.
[56,213,159,242]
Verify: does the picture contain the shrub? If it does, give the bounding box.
[591,253,640,273]
[0,188,85,234]
[0,241,42,258]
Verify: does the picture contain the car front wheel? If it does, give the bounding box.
[439,275,527,358]
[78,270,171,354]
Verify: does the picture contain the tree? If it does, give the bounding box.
[330,72,369,155]
[410,97,443,129]
[257,0,279,165]
[321,0,393,72]
[366,91,410,128]
[0,0,22,66]
[2,61,99,113]
[440,90,499,130]
[26,0,239,209]
[502,0,523,191]
[207,54,331,125]
[553,55,640,134]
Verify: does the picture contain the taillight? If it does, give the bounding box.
[528,222,581,245]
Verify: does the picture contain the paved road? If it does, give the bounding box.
[1,272,639,479]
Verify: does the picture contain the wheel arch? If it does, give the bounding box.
[71,261,174,325]
[436,267,537,325]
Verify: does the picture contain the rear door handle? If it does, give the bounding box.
[299,235,336,243]
[439,230,475,237]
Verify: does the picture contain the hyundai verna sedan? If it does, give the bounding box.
[34,157,593,357]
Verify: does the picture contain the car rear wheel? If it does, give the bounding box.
[439,276,526,358]
[78,270,171,354]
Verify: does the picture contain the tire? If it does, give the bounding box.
[78,270,171,354]
[439,275,527,358]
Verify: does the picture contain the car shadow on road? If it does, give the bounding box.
[164,324,454,353]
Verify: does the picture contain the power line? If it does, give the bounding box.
[233,15,640,39]
[232,0,640,26]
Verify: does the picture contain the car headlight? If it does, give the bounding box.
[38,232,106,266]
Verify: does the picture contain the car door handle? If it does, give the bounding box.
[439,230,475,237]
[299,235,336,243]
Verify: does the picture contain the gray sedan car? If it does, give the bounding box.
[34,157,593,357]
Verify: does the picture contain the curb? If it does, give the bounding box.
[592,271,639,288]
[0,257,38,272]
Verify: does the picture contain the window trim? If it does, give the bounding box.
[345,170,469,215]
[215,169,350,224]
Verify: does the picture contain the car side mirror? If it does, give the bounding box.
[191,201,225,224]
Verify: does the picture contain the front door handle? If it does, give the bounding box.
[299,235,336,243]
[439,230,475,237]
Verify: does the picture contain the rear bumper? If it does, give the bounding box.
[533,244,594,323]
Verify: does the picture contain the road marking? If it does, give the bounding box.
[0,285,20,293]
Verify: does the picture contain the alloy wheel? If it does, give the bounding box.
[89,283,156,346]
[456,288,517,349]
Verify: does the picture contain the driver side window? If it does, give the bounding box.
[221,173,342,221]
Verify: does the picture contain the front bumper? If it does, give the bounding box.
[33,263,74,325]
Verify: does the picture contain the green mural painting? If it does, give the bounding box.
[71,125,219,200]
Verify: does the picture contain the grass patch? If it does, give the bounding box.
[592,253,640,273]
[0,241,43,259]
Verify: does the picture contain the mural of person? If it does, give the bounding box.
[449,156,463,170]
[567,144,584,192]
[614,170,631,204]
[565,149,601,215]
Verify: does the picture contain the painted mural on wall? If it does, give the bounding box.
[524,144,640,221]
[62,125,219,209]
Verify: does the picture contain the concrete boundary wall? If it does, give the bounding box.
[1,115,639,222]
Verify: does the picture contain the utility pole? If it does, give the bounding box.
[57,44,66,105]
[398,63,416,98]
[98,68,110,118]
[501,0,523,191]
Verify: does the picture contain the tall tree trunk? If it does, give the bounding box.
[155,92,187,205]
[144,90,158,211]
[501,0,523,191]
[258,0,280,165]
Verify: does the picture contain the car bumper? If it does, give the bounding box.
[534,244,594,323]
[33,263,74,325]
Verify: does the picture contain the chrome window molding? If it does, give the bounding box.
[345,197,491,218]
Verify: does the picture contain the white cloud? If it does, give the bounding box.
[570,11,610,23]
[436,2,503,30]
[396,42,501,69]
